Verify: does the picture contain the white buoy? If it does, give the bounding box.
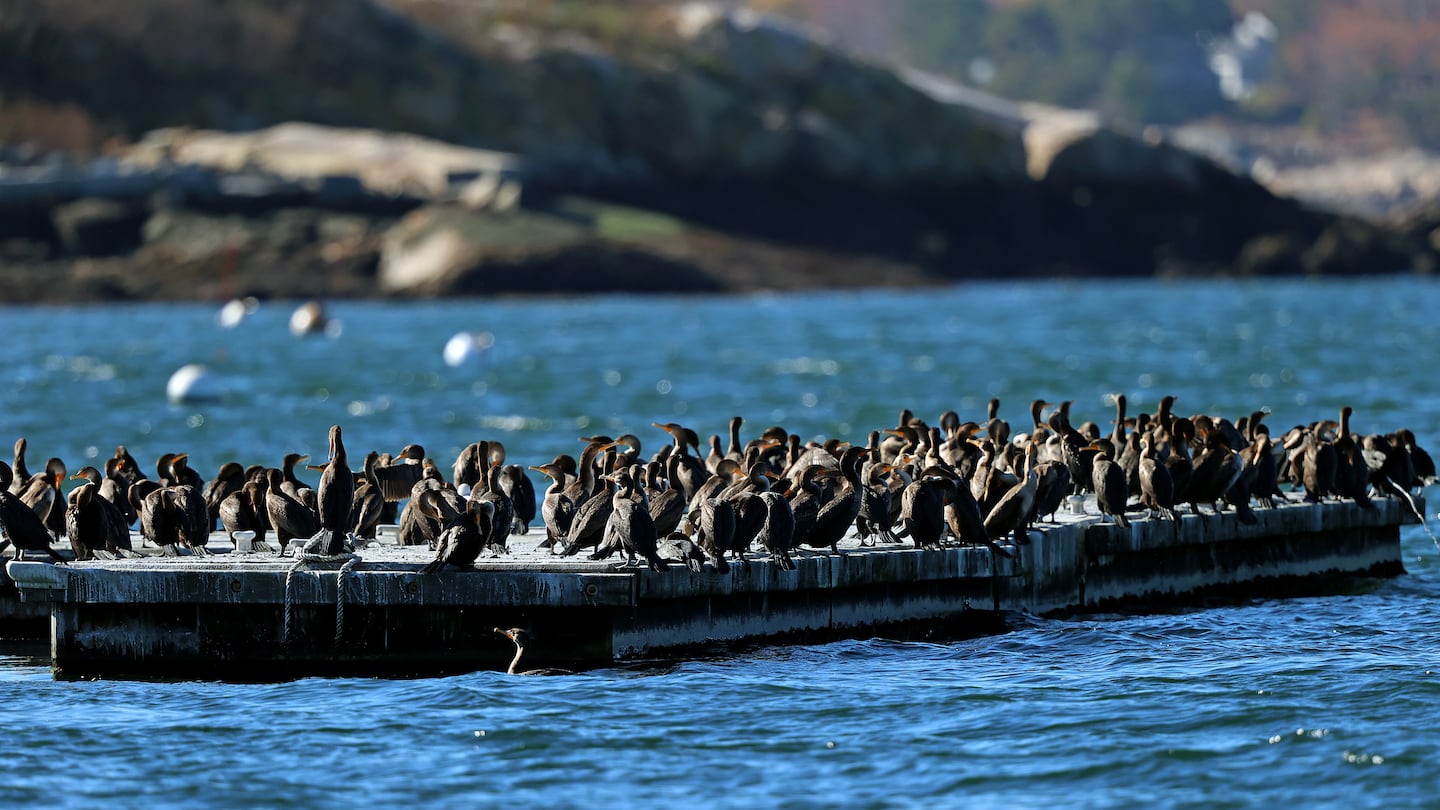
[443,331,495,368]
[215,296,260,329]
[166,364,222,403]
[289,301,330,337]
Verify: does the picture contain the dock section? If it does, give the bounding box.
[3,496,1415,679]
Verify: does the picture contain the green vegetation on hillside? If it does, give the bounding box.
[781,0,1440,150]
[896,0,1233,125]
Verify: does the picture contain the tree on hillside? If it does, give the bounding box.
[895,0,1236,125]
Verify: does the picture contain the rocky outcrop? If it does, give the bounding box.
[0,0,1434,301]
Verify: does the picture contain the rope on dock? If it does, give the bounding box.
[280,558,305,651]
[333,554,360,647]
[279,547,362,652]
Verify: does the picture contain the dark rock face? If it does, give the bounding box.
[0,3,1435,300]
[51,198,148,257]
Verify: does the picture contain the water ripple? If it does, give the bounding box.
[4,280,1440,806]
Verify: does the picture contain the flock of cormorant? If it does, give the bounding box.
[0,396,1433,576]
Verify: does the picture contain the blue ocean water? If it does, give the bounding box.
[2,278,1438,807]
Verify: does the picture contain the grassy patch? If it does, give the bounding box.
[554,196,688,241]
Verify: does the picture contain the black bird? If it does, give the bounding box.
[110,446,143,490]
[652,423,710,500]
[93,459,137,527]
[559,473,617,559]
[0,471,64,562]
[645,459,685,537]
[452,441,488,492]
[18,458,67,537]
[594,470,667,572]
[854,462,897,545]
[396,479,445,548]
[203,461,247,530]
[493,627,574,676]
[529,462,575,551]
[1138,438,1181,522]
[349,451,385,541]
[9,439,30,495]
[898,472,949,551]
[1332,406,1374,509]
[171,483,211,555]
[280,452,313,505]
[472,459,515,555]
[139,487,182,556]
[1188,421,1243,516]
[65,475,131,559]
[691,497,736,573]
[315,424,354,554]
[805,447,868,554]
[220,479,269,551]
[501,464,537,536]
[942,469,1011,558]
[755,490,797,570]
[373,443,427,511]
[685,458,744,528]
[1091,443,1131,528]
[659,531,711,573]
[420,499,494,574]
[785,464,828,551]
[169,453,205,491]
[265,468,320,554]
[984,444,1039,546]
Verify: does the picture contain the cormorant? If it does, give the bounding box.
[528,462,575,551]
[1138,438,1181,522]
[171,482,211,555]
[594,470,666,572]
[265,467,320,554]
[755,489,797,570]
[805,447,867,554]
[0,474,64,562]
[501,465,537,536]
[1090,443,1130,528]
[984,444,1038,546]
[494,627,574,676]
[315,424,354,554]
[203,461,246,530]
[898,471,949,551]
[65,471,131,559]
[471,458,514,555]
[420,498,493,574]
[9,438,29,495]
[220,479,269,551]
[691,497,736,572]
[348,451,385,541]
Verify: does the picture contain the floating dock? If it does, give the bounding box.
[2,495,1416,679]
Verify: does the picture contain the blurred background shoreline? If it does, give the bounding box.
[3,0,1439,303]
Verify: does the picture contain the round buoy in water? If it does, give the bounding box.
[289,301,329,337]
[167,364,222,403]
[443,331,495,368]
[216,297,260,329]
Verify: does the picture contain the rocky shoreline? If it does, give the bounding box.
[3,4,1438,302]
